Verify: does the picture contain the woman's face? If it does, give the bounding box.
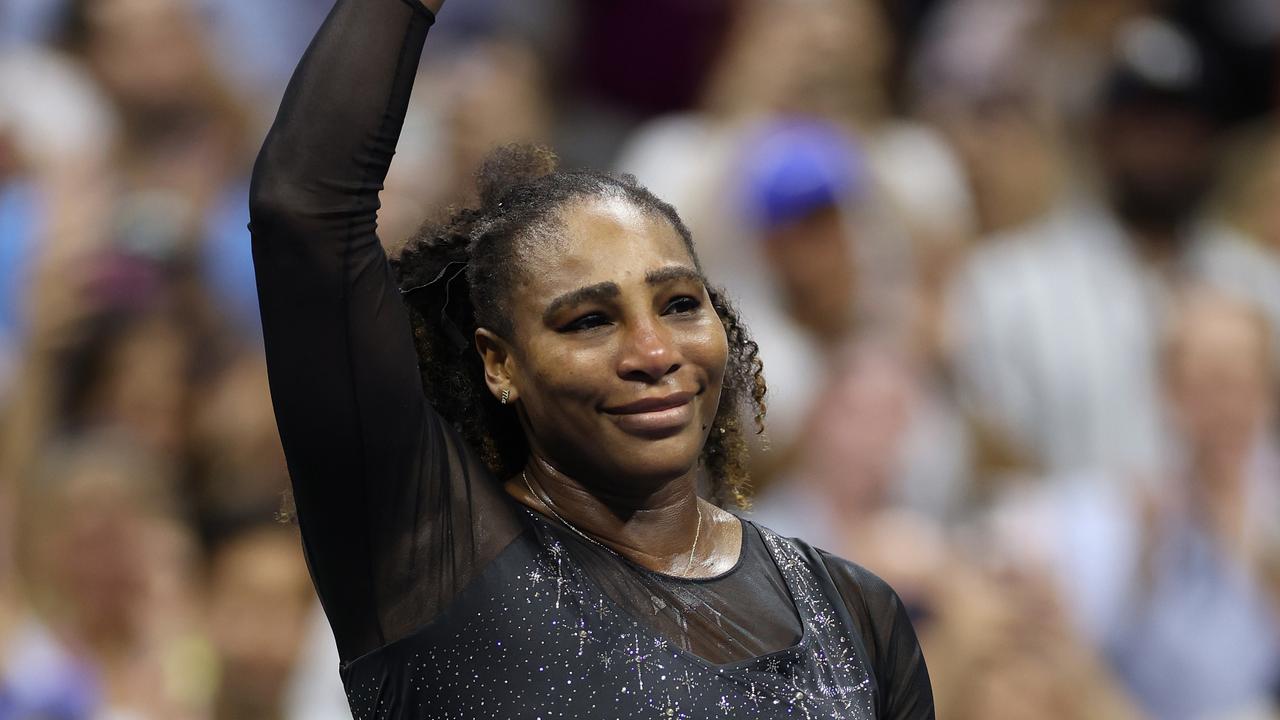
[488,196,728,493]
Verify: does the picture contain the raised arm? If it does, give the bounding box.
[249,0,516,662]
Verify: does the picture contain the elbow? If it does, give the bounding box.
[248,192,287,239]
[247,133,319,237]
[248,164,311,242]
[247,140,376,242]
[249,147,295,221]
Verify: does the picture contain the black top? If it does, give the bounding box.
[248,0,933,717]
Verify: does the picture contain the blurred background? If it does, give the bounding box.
[1,0,1278,717]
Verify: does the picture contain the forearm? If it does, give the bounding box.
[249,0,434,234]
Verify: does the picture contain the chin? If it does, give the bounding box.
[607,432,705,484]
[540,416,709,489]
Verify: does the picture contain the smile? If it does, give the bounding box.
[603,391,697,437]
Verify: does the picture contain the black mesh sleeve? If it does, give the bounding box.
[820,552,936,719]
[248,0,521,663]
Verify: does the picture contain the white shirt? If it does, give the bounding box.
[948,200,1280,481]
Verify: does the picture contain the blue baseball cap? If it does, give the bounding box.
[740,119,867,232]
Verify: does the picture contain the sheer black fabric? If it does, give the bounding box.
[249,0,932,716]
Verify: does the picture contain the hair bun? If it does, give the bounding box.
[475,143,559,208]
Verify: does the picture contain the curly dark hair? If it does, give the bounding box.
[391,145,766,508]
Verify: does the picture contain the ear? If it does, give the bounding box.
[475,327,519,404]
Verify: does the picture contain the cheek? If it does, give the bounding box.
[522,346,609,411]
[688,317,730,390]
[714,327,730,382]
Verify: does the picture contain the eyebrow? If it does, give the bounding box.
[542,282,620,325]
[644,265,704,287]
[542,265,705,325]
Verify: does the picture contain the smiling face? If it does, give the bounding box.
[478,196,729,495]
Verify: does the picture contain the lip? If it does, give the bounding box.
[604,391,697,415]
[603,391,697,437]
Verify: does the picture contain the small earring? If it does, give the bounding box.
[500,388,511,405]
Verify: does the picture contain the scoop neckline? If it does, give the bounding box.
[526,511,812,672]
[518,503,749,583]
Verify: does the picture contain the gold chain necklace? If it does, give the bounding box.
[521,470,703,575]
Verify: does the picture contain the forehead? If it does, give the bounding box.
[518,196,695,297]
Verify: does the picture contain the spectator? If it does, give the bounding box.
[986,289,1280,719]
[949,16,1280,483]
[205,521,311,720]
[7,432,211,719]
[906,0,1065,236]
[739,120,972,514]
[186,353,289,538]
[749,343,920,547]
[618,0,906,281]
[0,0,1276,716]
[56,0,263,343]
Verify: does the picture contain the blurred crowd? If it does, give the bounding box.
[1,0,1279,718]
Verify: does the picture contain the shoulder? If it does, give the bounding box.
[1189,223,1280,319]
[745,523,902,616]
[614,113,726,200]
[810,545,909,640]
[756,529,935,719]
[748,525,914,653]
[1191,222,1280,278]
[963,199,1126,280]
[816,550,935,719]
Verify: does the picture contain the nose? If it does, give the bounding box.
[617,317,682,383]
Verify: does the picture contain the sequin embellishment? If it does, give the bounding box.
[343,519,875,719]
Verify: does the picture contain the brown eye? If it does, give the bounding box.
[560,312,610,333]
[664,297,701,315]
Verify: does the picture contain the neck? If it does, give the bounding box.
[1129,225,1184,268]
[508,455,710,576]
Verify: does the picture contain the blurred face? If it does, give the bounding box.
[1099,104,1216,234]
[32,460,182,639]
[88,316,190,455]
[800,348,913,511]
[208,530,312,713]
[485,197,728,491]
[942,98,1058,234]
[762,206,857,340]
[190,357,289,510]
[447,41,551,193]
[49,473,149,622]
[713,0,888,119]
[81,0,208,114]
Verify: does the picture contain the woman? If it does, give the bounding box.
[248,0,933,717]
